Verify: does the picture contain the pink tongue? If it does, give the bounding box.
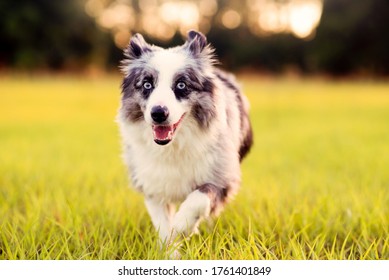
[153,125,174,140]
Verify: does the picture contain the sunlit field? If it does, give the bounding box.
[1,75,388,260]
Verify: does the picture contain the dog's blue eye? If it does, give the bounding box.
[176,82,186,90]
[143,82,153,90]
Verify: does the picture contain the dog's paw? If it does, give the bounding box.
[171,190,211,235]
[172,213,193,236]
[158,227,173,244]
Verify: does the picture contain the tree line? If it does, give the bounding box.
[1,0,388,75]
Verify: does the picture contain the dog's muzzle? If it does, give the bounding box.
[151,109,186,146]
[151,105,169,124]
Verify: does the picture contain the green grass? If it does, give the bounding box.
[0,75,388,259]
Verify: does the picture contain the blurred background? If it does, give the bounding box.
[1,0,389,76]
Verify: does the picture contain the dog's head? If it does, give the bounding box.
[120,30,217,145]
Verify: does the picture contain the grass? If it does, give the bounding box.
[0,75,388,259]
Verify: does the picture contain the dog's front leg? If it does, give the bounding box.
[172,184,223,237]
[145,198,175,243]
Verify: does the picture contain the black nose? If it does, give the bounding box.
[151,106,169,123]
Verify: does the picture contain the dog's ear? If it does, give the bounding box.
[185,30,208,56]
[125,33,151,59]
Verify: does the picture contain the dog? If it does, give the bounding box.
[117,30,252,248]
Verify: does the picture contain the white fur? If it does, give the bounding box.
[172,190,211,236]
[145,198,175,242]
[119,113,220,204]
[144,50,189,126]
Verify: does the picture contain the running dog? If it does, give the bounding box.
[118,30,252,247]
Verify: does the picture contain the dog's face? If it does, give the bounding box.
[120,31,217,145]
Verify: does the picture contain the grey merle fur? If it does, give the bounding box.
[215,70,253,161]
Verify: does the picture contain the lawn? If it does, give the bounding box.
[0,75,388,259]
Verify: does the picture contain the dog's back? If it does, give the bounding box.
[214,69,253,161]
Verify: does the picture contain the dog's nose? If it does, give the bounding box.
[151,106,169,123]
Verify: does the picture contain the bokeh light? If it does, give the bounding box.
[222,9,242,30]
[248,0,322,38]
[85,0,323,47]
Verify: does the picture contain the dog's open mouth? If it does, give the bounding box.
[152,114,185,145]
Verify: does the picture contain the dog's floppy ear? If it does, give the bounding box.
[125,33,151,59]
[185,30,208,56]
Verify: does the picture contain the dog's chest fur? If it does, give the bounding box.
[120,119,219,204]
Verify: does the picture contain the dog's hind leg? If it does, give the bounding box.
[172,184,226,237]
[145,198,175,243]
